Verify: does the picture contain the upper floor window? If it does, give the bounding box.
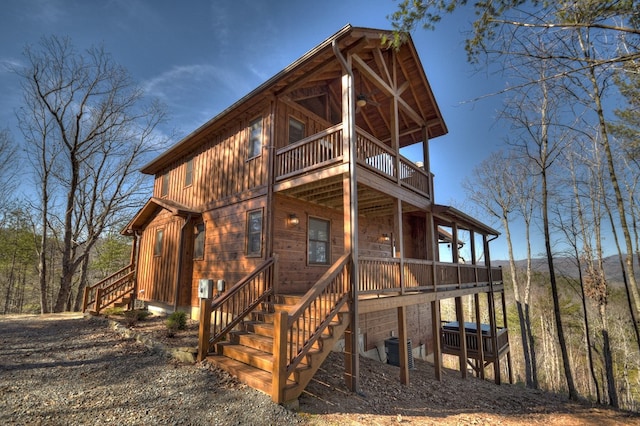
[193,222,205,259]
[246,209,263,257]
[185,158,193,187]
[161,172,169,197]
[248,117,263,159]
[288,117,305,145]
[154,229,164,257]
[308,217,330,265]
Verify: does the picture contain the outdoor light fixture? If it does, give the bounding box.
[381,233,391,242]
[288,214,300,226]
[356,95,367,108]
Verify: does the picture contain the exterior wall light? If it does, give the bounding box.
[288,214,300,226]
[381,233,391,242]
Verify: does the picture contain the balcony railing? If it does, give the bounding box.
[275,125,431,199]
[358,256,502,295]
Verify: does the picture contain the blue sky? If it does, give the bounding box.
[0,0,523,259]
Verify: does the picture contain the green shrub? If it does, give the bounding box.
[165,311,188,337]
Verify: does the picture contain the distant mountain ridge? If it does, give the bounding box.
[492,255,638,285]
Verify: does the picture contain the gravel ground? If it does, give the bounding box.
[0,314,302,425]
[2,313,639,426]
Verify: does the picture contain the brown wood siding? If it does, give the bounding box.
[136,209,182,306]
[152,106,271,207]
[190,196,268,307]
[404,213,428,260]
[359,303,433,354]
[274,100,333,150]
[273,194,398,293]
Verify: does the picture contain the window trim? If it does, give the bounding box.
[154,228,164,257]
[307,216,330,265]
[184,158,193,188]
[246,209,263,258]
[193,222,205,260]
[288,116,306,145]
[247,116,263,159]
[160,172,169,198]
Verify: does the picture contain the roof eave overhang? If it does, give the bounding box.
[121,197,202,235]
[432,204,500,237]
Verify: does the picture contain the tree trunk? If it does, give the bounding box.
[600,305,618,408]
[541,167,578,399]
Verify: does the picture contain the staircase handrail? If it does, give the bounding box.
[82,263,135,312]
[282,253,351,375]
[202,257,276,355]
[93,270,136,313]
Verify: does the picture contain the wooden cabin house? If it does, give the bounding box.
[83,25,511,404]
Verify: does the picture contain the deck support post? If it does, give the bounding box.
[397,305,409,384]
[431,299,442,380]
[455,296,468,378]
[500,290,513,384]
[197,297,212,362]
[334,45,359,393]
[474,292,485,379]
[484,234,501,385]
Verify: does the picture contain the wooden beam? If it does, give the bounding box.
[397,305,410,385]
[455,296,468,379]
[474,292,485,379]
[431,300,442,381]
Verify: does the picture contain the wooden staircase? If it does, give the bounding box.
[198,253,352,404]
[206,294,350,402]
[81,264,136,314]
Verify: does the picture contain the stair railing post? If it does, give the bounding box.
[94,287,103,314]
[82,286,90,313]
[197,298,212,362]
[272,310,288,404]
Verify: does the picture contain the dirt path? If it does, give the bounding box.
[1,313,638,425]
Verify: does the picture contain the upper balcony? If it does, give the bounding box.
[274,124,433,214]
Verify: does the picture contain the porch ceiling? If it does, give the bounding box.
[279,175,421,218]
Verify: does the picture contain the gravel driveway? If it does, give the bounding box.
[0,314,302,425]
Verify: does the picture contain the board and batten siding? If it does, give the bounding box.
[190,196,268,307]
[152,112,271,208]
[136,209,182,306]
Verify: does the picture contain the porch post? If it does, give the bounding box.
[336,48,360,393]
[455,296,468,378]
[394,199,405,294]
[397,305,409,384]
[501,289,513,384]
[484,234,501,384]
[474,292,485,379]
[431,299,442,380]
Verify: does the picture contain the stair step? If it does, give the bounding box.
[205,354,280,395]
[232,331,273,352]
[217,342,275,371]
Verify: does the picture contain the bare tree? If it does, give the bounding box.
[0,129,18,219]
[463,151,539,388]
[16,35,167,313]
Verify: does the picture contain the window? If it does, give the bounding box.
[248,117,263,158]
[308,217,330,265]
[161,172,169,197]
[246,209,263,257]
[154,229,164,257]
[193,223,205,259]
[288,117,305,145]
[185,158,193,187]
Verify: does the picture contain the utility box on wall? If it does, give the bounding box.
[198,279,214,299]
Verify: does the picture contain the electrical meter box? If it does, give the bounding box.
[198,279,214,299]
